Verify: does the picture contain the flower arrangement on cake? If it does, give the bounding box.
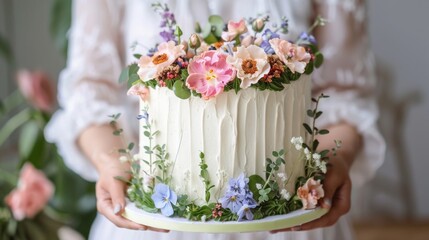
[118,2,335,232]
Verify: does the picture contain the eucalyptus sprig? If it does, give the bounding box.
[199,152,215,203]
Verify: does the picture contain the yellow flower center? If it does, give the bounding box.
[242,59,258,74]
[205,69,217,83]
[152,53,168,65]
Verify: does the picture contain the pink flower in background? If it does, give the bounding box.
[16,70,56,112]
[297,177,324,209]
[227,45,271,88]
[137,41,185,81]
[127,83,149,101]
[186,50,235,99]
[4,163,54,220]
[222,19,248,41]
[269,38,311,73]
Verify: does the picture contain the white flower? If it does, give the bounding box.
[201,215,207,222]
[119,156,129,163]
[280,189,291,201]
[291,136,304,150]
[256,183,263,190]
[315,159,321,167]
[313,153,321,161]
[142,174,155,192]
[277,172,287,182]
[132,154,141,161]
[320,161,327,174]
[304,148,311,160]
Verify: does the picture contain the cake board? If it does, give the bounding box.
[123,200,328,233]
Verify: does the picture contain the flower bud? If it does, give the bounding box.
[142,174,155,193]
[252,18,265,32]
[189,33,201,49]
[194,22,202,33]
[241,35,254,47]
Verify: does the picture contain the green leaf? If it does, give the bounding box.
[307,109,314,117]
[248,175,265,200]
[314,52,324,68]
[304,60,314,74]
[278,149,285,156]
[320,149,330,157]
[233,78,241,94]
[319,129,330,135]
[312,139,319,151]
[303,123,312,135]
[128,142,135,151]
[133,53,142,59]
[50,0,72,57]
[0,34,13,64]
[272,151,278,157]
[144,131,150,137]
[119,67,129,84]
[208,15,225,37]
[173,80,191,99]
[315,111,323,119]
[19,121,46,168]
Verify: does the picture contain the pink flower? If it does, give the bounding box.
[269,38,311,73]
[16,70,56,112]
[227,45,271,88]
[222,19,248,42]
[4,163,54,220]
[297,177,324,210]
[137,41,185,81]
[127,83,149,101]
[186,50,236,99]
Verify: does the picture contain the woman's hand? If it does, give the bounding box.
[79,124,168,232]
[272,122,361,233]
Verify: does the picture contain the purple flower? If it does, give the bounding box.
[220,173,257,215]
[220,191,244,213]
[151,183,177,216]
[137,111,149,124]
[260,29,280,54]
[237,204,257,221]
[160,30,176,42]
[298,32,317,45]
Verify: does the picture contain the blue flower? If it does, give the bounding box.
[137,111,149,124]
[220,173,257,215]
[220,191,244,213]
[260,29,280,54]
[151,183,177,217]
[237,203,257,221]
[298,32,317,45]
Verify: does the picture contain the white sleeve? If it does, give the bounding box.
[312,0,386,186]
[45,0,126,181]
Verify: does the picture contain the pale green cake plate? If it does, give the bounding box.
[123,200,328,233]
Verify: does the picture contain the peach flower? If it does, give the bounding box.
[16,70,56,113]
[297,177,324,209]
[127,83,149,101]
[269,38,311,73]
[4,163,54,220]
[137,41,185,81]
[222,19,248,42]
[227,45,270,88]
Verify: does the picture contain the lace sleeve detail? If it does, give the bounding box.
[312,0,385,186]
[45,0,126,181]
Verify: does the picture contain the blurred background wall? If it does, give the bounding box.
[1,0,428,237]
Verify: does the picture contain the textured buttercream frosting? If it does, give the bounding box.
[140,75,311,204]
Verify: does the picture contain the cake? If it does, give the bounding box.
[121,4,329,226]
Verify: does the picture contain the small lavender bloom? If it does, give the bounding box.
[151,183,178,217]
[160,30,176,42]
[280,17,289,33]
[162,12,175,22]
[237,204,257,221]
[298,32,317,45]
[220,191,244,213]
[243,189,258,206]
[260,40,275,54]
[137,111,149,124]
[262,29,280,40]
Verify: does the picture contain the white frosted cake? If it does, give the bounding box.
[122,9,328,228]
[140,76,311,204]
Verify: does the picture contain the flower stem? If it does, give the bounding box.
[0,108,31,146]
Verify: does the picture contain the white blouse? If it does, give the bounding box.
[45,0,385,239]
